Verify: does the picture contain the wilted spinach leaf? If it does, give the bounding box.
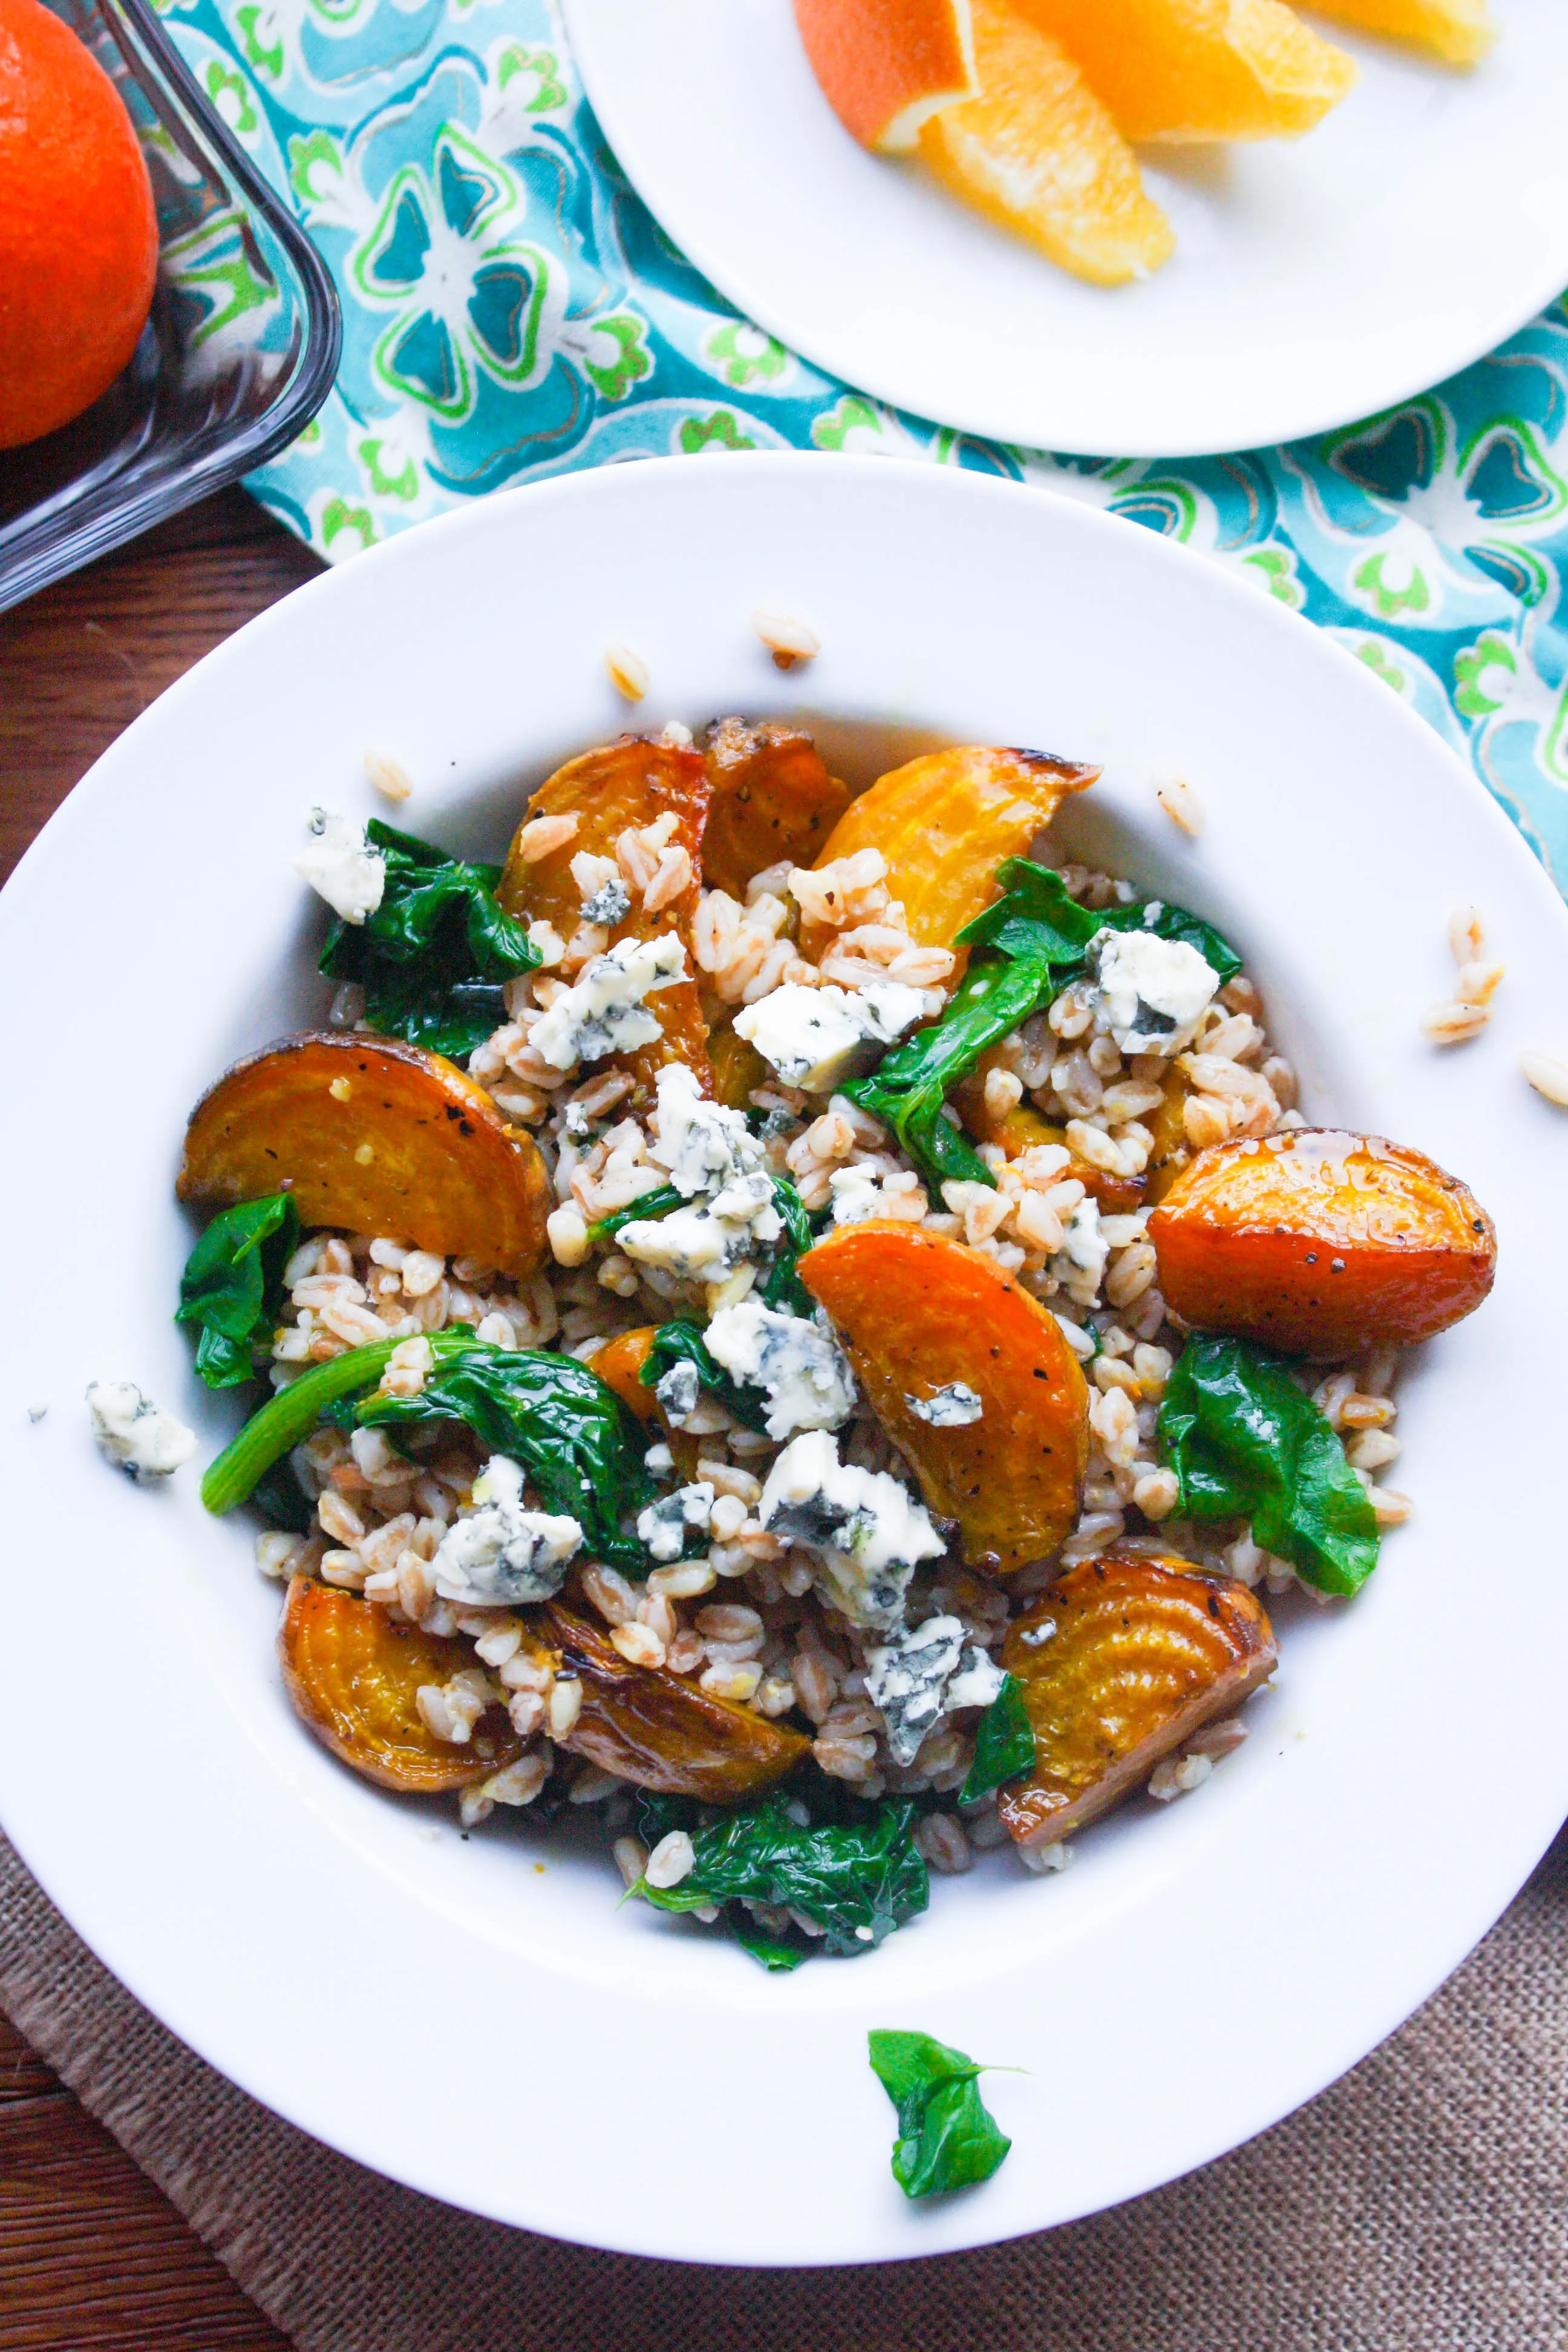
[959,1675,1036,1803]
[633,1791,929,1958]
[638,1319,771,1436]
[1157,1334,1379,1596]
[957,859,1242,987]
[586,1182,683,1245]
[867,2030,1012,2200]
[732,1918,806,1973]
[849,864,1241,1192]
[358,1345,653,1572]
[759,1175,817,1318]
[251,1453,315,1535]
[844,955,1054,1191]
[319,819,539,1061]
[175,1194,299,1390]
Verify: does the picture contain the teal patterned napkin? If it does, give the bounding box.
[156,0,1568,878]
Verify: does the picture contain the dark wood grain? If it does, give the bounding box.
[0,2008,289,2350]
[0,485,315,2348]
[0,488,322,881]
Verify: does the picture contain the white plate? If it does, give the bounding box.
[563,0,1568,457]
[1,454,1565,2265]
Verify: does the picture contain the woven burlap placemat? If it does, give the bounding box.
[4,1826,1566,2351]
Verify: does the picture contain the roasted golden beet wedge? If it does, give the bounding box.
[800,1222,1089,1571]
[534,1600,809,1801]
[1142,1062,1195,1204]
[280,1576,523,1794]
[810,745,1097,978]
[702,718,852,897]
[708,1022,769,1111]
[583,1329,707,1479]
[586,1325,659,1421]
[1149,1128,1497,1355]
[498,734,713,1105]
[178,1033,551,1278]
[998,1553,1276,1847]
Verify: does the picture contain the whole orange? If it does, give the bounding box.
[0,0,158,449]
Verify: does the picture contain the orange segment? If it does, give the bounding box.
[918,0,1174,286]
[794,0,978,152]
[1300,0,1494,65]
[1007,0,1356,140]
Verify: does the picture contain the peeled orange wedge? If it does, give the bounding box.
[1005,0,1356,140]
[794,0,978,151]
[919,0,1174,284]
[1301,0,1495,65]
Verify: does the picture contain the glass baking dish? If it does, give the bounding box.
[0,0,339,615]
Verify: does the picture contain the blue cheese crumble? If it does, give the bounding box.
[637,1481,716,1562]
[904,1381,984,1427]
[704,1300,856,1440]
[648,1063,767,1200]
[530,932,686,1071]
[757,1429,943,1629]
[87,1381,196,1483]
[581,877,632,926]
[293,809,385,924]
[619,1175,782,1283]
[863,1616,1007,1765]
[653,1359,702,1422]
[734,979,929,1093]
[1051,1198,1108,1308]
[1084,926,1218,1056]
[430,1455,581,1605]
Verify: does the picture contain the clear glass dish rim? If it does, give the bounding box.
[0,0,342,615]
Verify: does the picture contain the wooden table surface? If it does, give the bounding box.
[0,488,319,2352]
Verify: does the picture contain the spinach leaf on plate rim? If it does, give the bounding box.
[867,2029,1013,2200]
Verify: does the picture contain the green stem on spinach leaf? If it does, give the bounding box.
[200,1329,480,1516]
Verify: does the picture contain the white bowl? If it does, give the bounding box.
[1,454,1564,2265]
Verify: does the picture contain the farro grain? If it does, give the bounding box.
[516,812,580,862]
[913,1814,974,1874]
[1421,1000,1489,1045]
[1155,776,1204,836]
[1148,1751,1213,1801]
[752,608,820,668]
[645,1830,697,1889]
[549,1679,583,1738]
[1448,905,1485,965]
[506,1689,546,1740]
[613,1835,649,1888]
[1455,959,1505,1007]
[364,748,414,803]
[1520,1049,1568,1107]
[604,642,649,701]
[581,1564,639,1625]
[612,1621,668,1668]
